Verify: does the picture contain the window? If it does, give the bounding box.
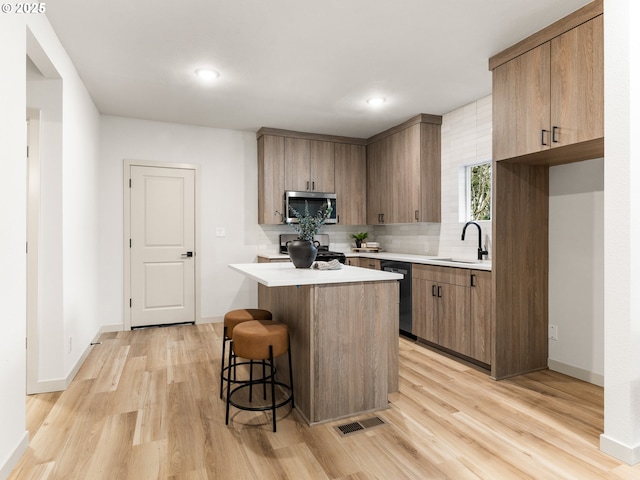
[464,162,491,221]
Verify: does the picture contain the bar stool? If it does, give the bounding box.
[220,309,272,399]
[225,320,294,432]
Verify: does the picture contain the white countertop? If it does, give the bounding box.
[256,251,492,271]
[230,262,403,287]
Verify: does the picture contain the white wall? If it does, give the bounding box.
[24,16,102,391]
[99,116,261,323]
[0,16,29,479]
[26,58,65,382]
[601,0,640,464]
[1,13,102,475]
[548,158,604,385]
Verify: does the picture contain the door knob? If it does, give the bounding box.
[181,252,193,258]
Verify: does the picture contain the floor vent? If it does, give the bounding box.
[335,416,386,437]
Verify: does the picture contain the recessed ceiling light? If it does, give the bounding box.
[367,97,387,106]
[195,68,220,80]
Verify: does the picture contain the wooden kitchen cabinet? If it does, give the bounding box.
[285,138,335,193]
[470,270,492,365]
[488,0,601,379]
[257,128,366,225]
[359,258,381,270]
[334,143,366,225]
[257,134,285,224]
[413,264,491,366]
[367,115,441,224]
[491,6,603,164]
[366,134,390,224]
[412,267,438,343]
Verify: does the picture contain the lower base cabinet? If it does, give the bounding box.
[412,264,491,366]
[470,270,491,364]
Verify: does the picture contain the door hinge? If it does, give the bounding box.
[130,298,132,308]
[129,238,132,248]
[129,178,132,188]
[26,241,28,254]
[26,146,29,158]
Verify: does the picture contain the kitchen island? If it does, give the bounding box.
[229,262,402,425]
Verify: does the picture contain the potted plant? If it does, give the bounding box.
[282,200,333,268]
[350,232,368,248]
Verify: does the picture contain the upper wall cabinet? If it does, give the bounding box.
[490,1,603,165]
[257,134,285,225]
[284,138,335,193]
[257,128,366,225]
[367,115,441,225]
[334,143,367,225]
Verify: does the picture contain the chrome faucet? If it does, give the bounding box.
[461,221,488,261]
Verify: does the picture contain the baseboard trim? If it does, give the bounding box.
[27,324,126,395]
[600,434,640,465]
[0,431,29,478]
[97,323,125,335]
[548,359,604,387]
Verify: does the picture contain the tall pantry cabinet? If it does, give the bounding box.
[489,0,603,379]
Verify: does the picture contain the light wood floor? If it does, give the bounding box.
[10,323,640,479]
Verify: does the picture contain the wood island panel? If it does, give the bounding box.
[258,284,314,422]
[258,280,399,424]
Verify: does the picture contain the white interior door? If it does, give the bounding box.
[130,165,196,327]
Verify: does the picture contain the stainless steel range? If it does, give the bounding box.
[279,234,346,264]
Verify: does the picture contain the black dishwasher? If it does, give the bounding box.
[380,261,414,338]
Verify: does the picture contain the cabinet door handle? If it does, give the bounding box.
[306,181,310,190]
[312,181,315,191]
[432,285,436,297]
[381,213,385,224]
[470,274,476,287]
[541,129,549,146]
[415,210,419,221]
[552,126,559,143]
[437,286,442,298]
[336,215,340,224]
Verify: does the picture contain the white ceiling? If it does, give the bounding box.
[45,0,592,138]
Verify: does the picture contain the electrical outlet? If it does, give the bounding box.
[548,325,558,341]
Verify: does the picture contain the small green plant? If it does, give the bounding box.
[278,200,333,242]
[350,232,368,242]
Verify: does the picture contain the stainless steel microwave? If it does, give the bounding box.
[284,191,337,224]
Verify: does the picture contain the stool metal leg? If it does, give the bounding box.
[262,361,267,400]
[225,340,234,425]
[269,345,276,432]
[220,326,228,399]
[249,360,254,402]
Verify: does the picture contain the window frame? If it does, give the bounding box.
[461,161,492,222]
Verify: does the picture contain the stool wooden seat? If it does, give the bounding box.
[225,320,294,432]
[220,309,272,399]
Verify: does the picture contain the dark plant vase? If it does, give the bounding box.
[287,240,319,268]
[355,240,362,248]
